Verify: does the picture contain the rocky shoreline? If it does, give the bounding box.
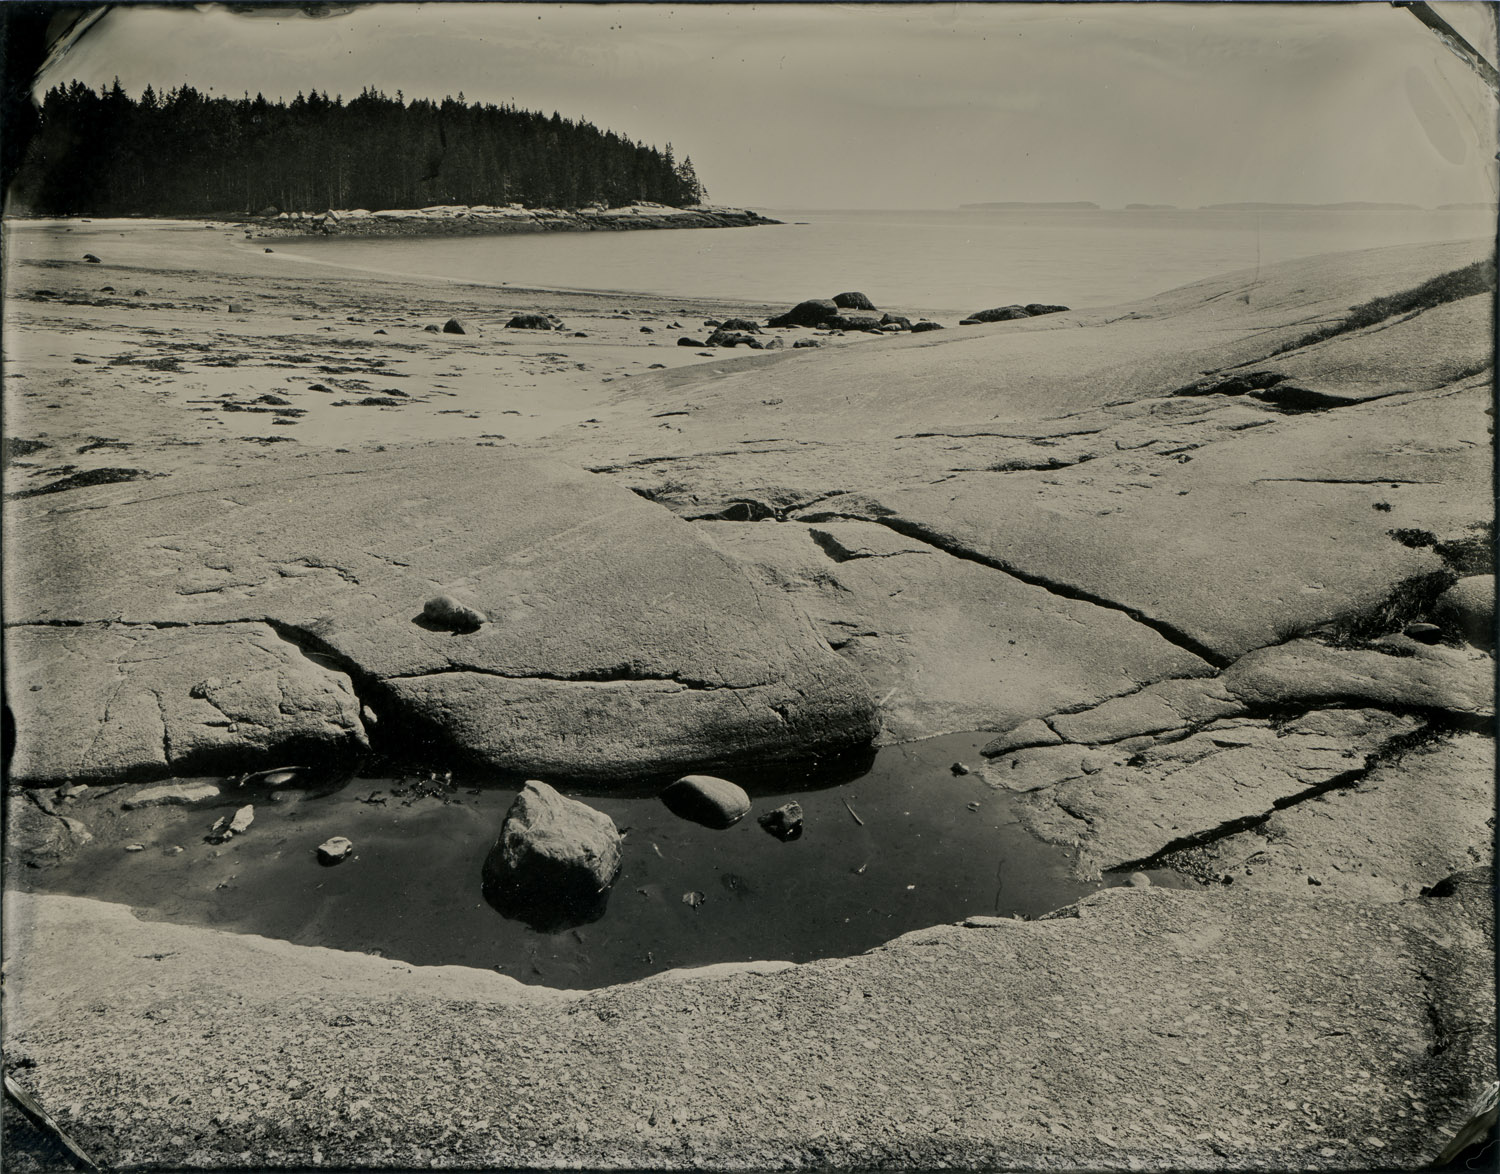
[237,201,780,239]
[2,219,1494,1170]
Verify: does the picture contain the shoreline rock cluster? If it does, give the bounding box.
[682,290,1069,348]
[242,201,781,238]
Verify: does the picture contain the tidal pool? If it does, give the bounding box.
[13,733,1192,987]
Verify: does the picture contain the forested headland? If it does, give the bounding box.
[9,81,710,217]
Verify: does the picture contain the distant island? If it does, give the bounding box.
[1125,203,1177,211]
[1438,202,1499,210]
[959,201,1100,210]
[1199,201,1423,211]
[10,81,710,218]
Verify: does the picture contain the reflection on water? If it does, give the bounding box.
[14,732,1194,988]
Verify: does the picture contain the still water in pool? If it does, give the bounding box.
[15,733,1189,988]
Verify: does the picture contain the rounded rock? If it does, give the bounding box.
[421,594,486,633]
[661,774,751,829]
[832,291,876,311]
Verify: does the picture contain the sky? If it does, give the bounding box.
[31,1,1500,210]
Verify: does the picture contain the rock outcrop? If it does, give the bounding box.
[1434,575,1494,648]
[505,313,561,331]
[975,631,1494,884]
[960,304,1031,323]
[3,879,1491,1170]
[4,448,878,783]
[958,302,1070,325]
[767,299,840,328]
[705,329,764,349]
[5,622,367,784]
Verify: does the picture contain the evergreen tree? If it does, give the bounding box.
[8,83,706,216]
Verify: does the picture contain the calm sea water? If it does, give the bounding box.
[277,206,1495,316]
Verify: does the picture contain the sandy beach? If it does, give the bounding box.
[3,217,1495,1170]
[4,219,904,485]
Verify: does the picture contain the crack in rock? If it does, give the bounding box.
[798,510,1226,668]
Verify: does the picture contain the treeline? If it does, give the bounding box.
[10,80,709,216]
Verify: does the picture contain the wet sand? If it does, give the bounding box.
[3,218,888,491]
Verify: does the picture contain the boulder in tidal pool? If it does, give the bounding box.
[317,836,354,864]
[758,801,804,841]
[661,774,751,829]
[482,782,623,930]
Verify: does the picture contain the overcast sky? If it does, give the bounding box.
[33,2,1500,210]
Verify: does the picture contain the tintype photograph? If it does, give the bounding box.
[1,2,1495,1170]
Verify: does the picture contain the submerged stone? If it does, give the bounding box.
[121,781,222,810]
[208,804,255,844]
[317,836,355,864]
[758,801,804,841]
[661,775,751,829]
